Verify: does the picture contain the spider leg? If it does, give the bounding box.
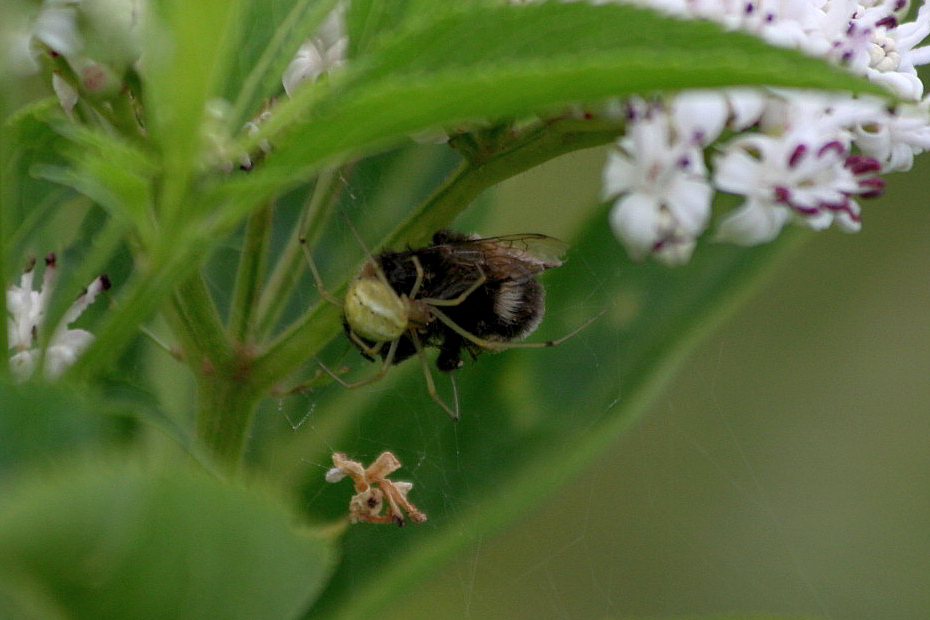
[349,330,386,359]
[417,262,487,307]
[377,481,408,526]
[410,329,460,419]
[319,338,400,388]
[406,255,426,299]
[299,236,344,307]
[379,480,428,525]
[429,307,604,351]
[404,255,486,307]
[343,213,379,264]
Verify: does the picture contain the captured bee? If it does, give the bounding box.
[303,229,592,418]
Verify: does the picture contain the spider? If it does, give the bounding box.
[302,227,596,418]
[325,451,426,526]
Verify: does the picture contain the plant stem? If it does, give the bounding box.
[253,167,342,338]
[0,100,9,363]
[195,368,262,470]
[173,274,234,364]
[229,202,273,342]
[385,116,622,248]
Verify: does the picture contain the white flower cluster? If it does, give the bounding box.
[7,0,145,100]
[282,4,348,97]
[7,254,110,381]
[602,0,930,264]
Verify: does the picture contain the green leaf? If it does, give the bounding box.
[0,457,337,620]
[36,121,157,242]
[344,0,440,58]
[0,380,132,478]
[228,0,343,127]
[143,0,245,224]
[245,1,884,192]
[294,209,806,620]
[2,99,79,259]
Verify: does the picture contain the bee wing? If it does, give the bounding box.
[480,234,568,270]
[435,233,568,280]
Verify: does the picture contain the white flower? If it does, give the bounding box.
[7,253,111,381]
[33,1,83,59]
[671,90,729,146]
[282,4,348,96]
[712,123,882,245]
[0,1,81,77]
[597,1,930,262]
[602,99,713,265]
[2,6,42,76]
[851,98,930,171]
[856,2,930,100]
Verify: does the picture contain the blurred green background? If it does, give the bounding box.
[381,146,930,620]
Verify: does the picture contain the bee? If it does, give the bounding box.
[303,229,593,418]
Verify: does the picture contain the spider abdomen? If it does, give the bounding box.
[344,277,408,342]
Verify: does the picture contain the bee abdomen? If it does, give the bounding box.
[491,278,545,340]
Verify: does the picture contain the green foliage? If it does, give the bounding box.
[0,454,336,620]
[294,207,803,620]
[249,1,881,193]
[0,1,887,619]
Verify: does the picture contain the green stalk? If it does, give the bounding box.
[195,369,262,470]
[0,95,9,363]
[228,202,273,342]
[110,88,145,142]
[68,243,198,380]
[171,271,264,467]
[385,117,622,248]
[172,274,234,365]
[253,167,342,338]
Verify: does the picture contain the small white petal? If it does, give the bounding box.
[282,42,325,96]
[601,150,638,198]
[61,274,109,325]
[34,5,82,56]
[52,73,79,115]
[673,90,728,145]
[609,194,662,260]
[665,175,713,234]
[49,327,95,354]
[282,4,347,96]
[834,205,863,232]
[10,350,39,382]
[325,467,347,483]
[4,27,40,75]
[713,144,763,196]
[726,89,768,130]
[654,237,696,267]
[715,199,792,246]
